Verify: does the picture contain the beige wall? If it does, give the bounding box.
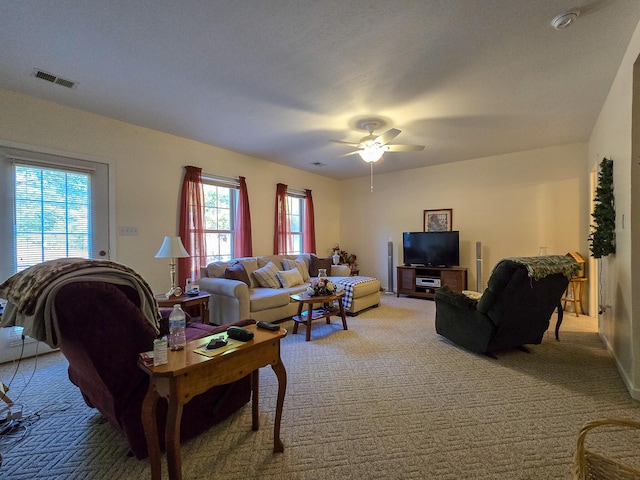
[2,18,639,399]
[0,88,341,294]
[588,19,640,398]
[338,143,589,294]
[0,86,589,305]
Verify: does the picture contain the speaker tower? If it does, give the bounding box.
[386,240,394,294]
[476,241,483,292]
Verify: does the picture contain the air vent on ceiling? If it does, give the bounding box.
[312,162,327,167]
[32,68,77,89]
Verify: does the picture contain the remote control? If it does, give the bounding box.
[257,321,279,331]
[206,338,227,350]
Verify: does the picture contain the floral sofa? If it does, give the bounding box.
[199,254,381,324]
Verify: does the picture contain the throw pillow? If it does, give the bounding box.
[309,254,332,277]
[282,258,310,282]
[224,262,251,286]
[252,261,281,289]
[295,255,311,280]
[276,268,303,289]
[236,257,259,288]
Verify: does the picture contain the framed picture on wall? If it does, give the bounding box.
[423,209,453,232]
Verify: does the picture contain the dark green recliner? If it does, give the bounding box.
[435,255,580,355]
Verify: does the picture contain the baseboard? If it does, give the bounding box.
[599,329,640,400]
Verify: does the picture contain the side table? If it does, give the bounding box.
[139,324,287,480]
[290,291,347,341]
[156,292,211,324]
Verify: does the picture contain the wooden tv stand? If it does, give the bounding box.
[396,265,467,300]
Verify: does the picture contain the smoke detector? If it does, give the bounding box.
[551,9,580,30]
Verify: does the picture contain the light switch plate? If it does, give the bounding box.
[119,226,138,236]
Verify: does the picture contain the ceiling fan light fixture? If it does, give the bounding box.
[358,146,384,163]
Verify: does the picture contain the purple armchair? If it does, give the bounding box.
[53,280,254,459]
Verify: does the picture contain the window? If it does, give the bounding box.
[15,165,90,271]
[287,194,304,255]
[0,146,110,281]
[202,178,237,262]
[274,184,307,255]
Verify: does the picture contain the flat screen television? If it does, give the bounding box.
[402,231,460,267]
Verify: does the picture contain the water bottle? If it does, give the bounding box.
[168,304,186,351]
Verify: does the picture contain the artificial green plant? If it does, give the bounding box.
[588,157,615,258]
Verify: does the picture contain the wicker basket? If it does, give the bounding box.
[573,419,640,480]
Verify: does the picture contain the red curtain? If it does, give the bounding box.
[178,166,206,288]
[273,183,292,254]
[303,188,316,253]
[234,176,253,257]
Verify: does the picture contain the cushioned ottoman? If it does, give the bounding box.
[336,276,381,316]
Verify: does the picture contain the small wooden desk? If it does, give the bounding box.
[290,291,347,341]
[156,292,211,324]
[139,324,287,480]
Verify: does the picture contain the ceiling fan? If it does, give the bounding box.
[331,119,425,164]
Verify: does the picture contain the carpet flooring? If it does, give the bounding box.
[0,295,639,479]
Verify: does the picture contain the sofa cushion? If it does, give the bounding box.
[276,268,303,288]
[253,261,281,289]
[224,262,251,286]
[309,254,332,277]
[207,260,231,278]
[249,288,292,312]
[257,255,286,269]
[282,258,310,282]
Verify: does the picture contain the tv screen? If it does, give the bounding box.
[403,231,460,267]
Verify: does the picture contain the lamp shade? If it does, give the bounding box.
[358,145,384,163]
[154,236,190,258]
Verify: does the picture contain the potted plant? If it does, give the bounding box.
[331,245,357,268]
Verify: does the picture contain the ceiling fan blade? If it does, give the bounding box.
[332,150,362,159]
[385,144,425,152]
[375,128,401,145]
[330,139,361,147]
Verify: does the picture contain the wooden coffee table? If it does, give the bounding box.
[138,324,287,480]
[290,291,347,341]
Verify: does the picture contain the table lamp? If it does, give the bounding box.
[155,236,190,297]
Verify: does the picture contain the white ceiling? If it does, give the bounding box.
[1,1,639,180]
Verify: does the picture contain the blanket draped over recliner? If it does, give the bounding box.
[500,255,580,280]
[0,258,160,347]
[0,258,254,459]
